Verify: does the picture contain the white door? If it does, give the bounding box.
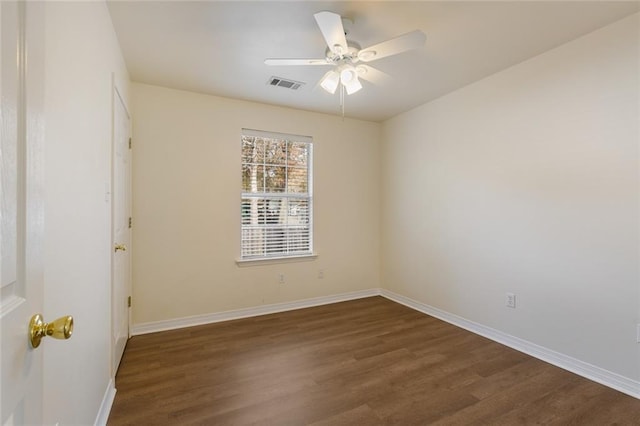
[1,1,46,424]
[112,87,131,374]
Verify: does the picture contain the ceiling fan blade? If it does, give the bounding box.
[264,58,330,66]
[314,11,348,55]
[358,30,426,62]
[356,65,392,86]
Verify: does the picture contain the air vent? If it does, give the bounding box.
[267,76,305,91]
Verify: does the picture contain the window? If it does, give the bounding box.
[241,129,312,260]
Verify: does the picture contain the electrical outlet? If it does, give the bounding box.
[318,269,324,279]
[637,324,640,343]
[279,274,285,284]
[506,293,516,309]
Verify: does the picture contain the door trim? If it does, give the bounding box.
[110,81,132,376]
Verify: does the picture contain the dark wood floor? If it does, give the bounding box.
[108,296,640,425]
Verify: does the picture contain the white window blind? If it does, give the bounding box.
[241,129,313,260]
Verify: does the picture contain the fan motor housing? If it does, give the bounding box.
[325,42,361,64]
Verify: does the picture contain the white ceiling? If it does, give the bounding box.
[107,1,639,122]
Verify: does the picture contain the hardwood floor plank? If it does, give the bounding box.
[108,297,640,425]
[308,404,383,426]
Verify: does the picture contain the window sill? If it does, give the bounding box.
[235,253,318,267]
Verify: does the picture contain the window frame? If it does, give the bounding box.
[238,129,314,263]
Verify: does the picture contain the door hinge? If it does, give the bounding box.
[127,296,131,307]
[128,137,132,149]
[128,217,132,228]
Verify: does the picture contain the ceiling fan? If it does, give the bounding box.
[265,11,426,96]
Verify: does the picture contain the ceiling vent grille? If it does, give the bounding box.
[268,76,304,90]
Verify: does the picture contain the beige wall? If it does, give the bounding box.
[43,2,130,424]
[131,84,381,325]
[381,14,639,381]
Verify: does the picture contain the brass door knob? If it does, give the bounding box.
[29,314,74,349]
[114,244,127,252]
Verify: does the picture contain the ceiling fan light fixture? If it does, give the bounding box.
[343,75,362,95]
[340,67,357,84]
[338,65,362,94]
[320,70,340,94]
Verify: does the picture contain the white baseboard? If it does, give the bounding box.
[380,289,640,400]
[132,288,381,336]
[94,378,116,426]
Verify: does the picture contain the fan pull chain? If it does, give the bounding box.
[340,85,345,120]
